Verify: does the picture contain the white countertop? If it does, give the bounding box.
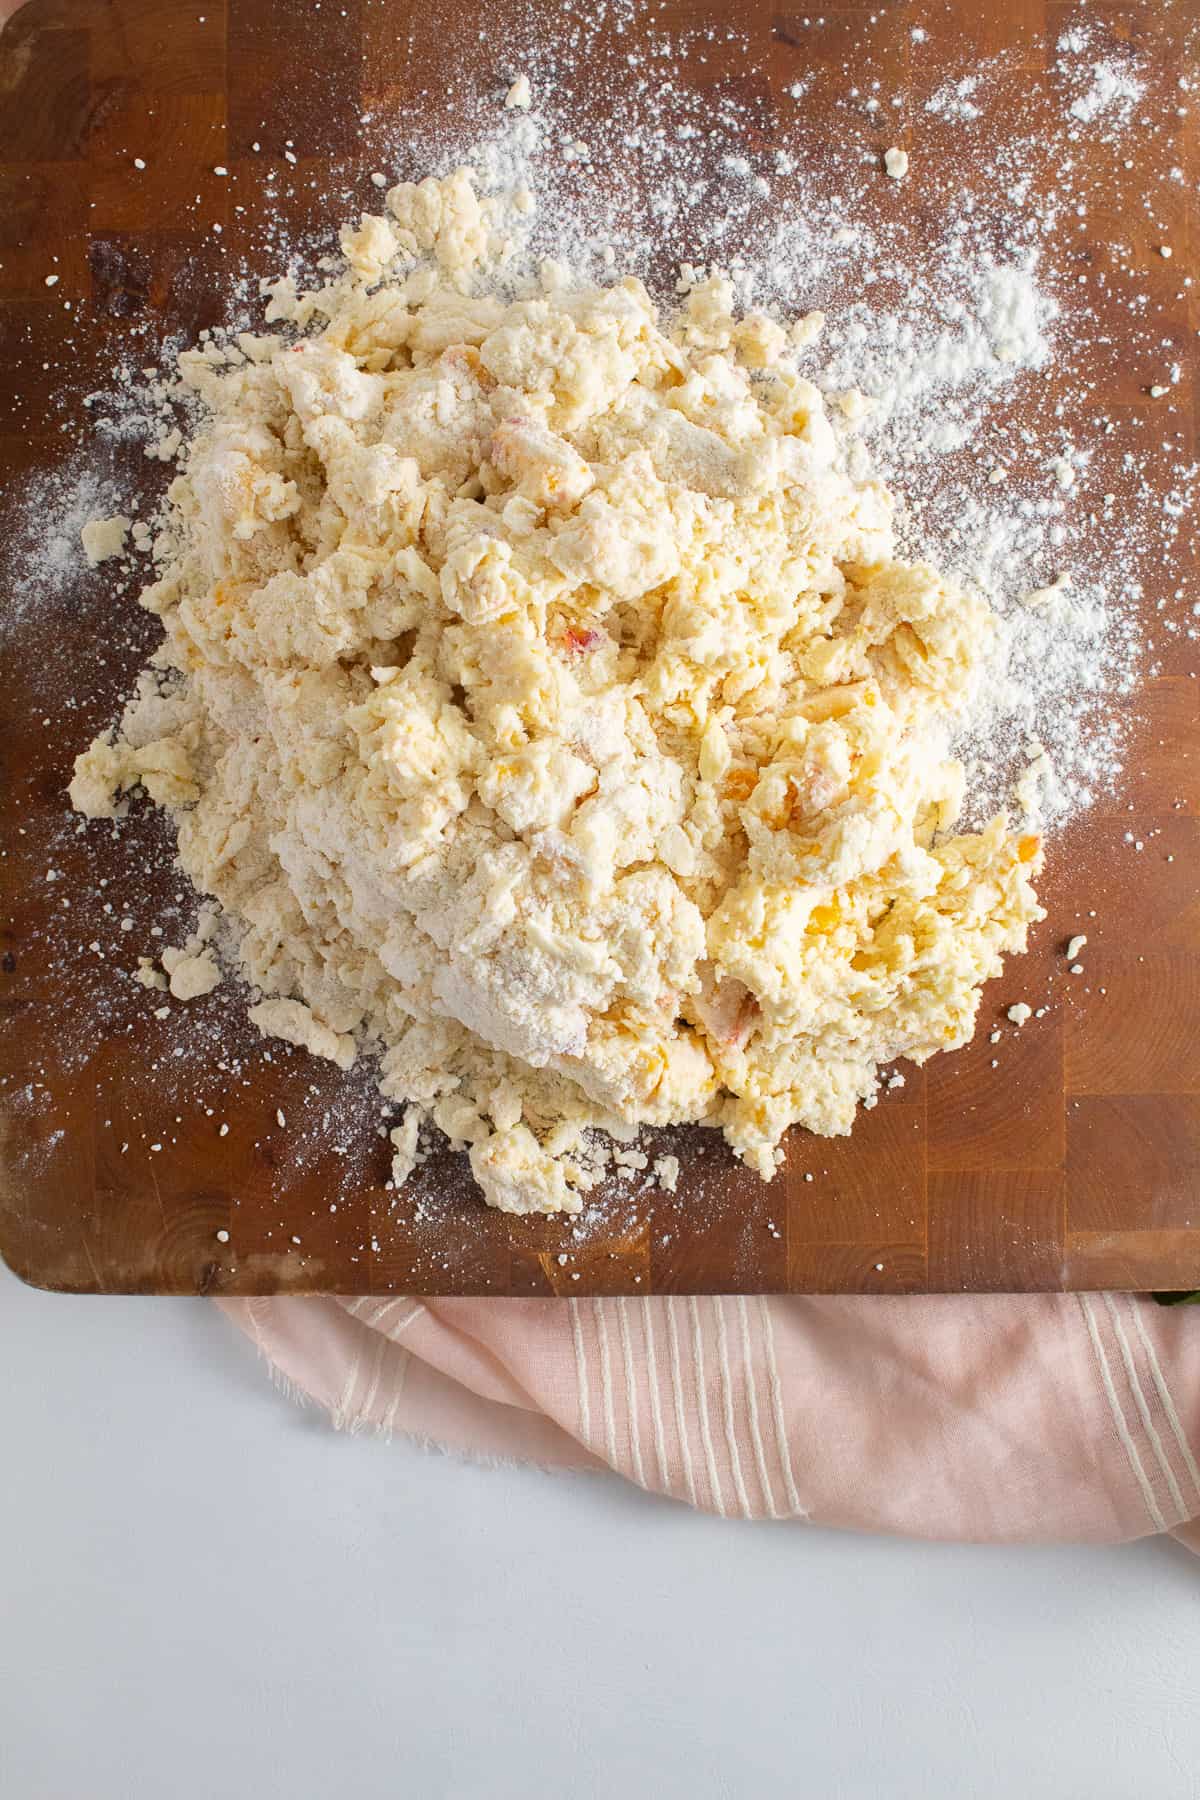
[2,1259,1198,1798]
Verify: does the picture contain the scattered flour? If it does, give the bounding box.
[1066,59,1145,127]
[925,76,981,122]
[1,467,130,637]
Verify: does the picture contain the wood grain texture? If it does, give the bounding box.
[0,0,1197,1295]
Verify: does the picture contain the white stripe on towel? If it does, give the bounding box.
[618,1298,647,1488]
[593,1297,619,1467]
[758,1295,804,1517]
[688,1295,726,1516]
[666,1296,699,1507]
[713,1297,753,1517]
[1078,1294,1165,1532]
[737,1295,778,1518]
[1103,1293,1186,1523]
[1129,1299,1200,1506]
[568,1297,591,1448]
[643,1302,670,1490]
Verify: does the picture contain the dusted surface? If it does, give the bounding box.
[1,0,1197,1295]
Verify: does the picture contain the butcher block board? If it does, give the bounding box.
[1,0,1197,1297]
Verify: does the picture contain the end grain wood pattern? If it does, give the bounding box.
[0,0,1196,1296]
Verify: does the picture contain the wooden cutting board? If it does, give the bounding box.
[1,0,1197,1296]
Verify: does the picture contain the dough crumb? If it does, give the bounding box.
[389,1106,423,1188]
[1065,933,1088,960]
[1006,1002,1033,1026]
[653,1154,680,1193]
[247,998,357,1071]
[134,957,168,991]
[789,309,825,346]
[81,514,130,566]
[505,73,532,110]
[884,146,909,179]
[160,908,222,999]
[161,945,221,1000]
[835,387,873,423]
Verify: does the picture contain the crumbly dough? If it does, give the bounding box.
[70,169,1043,1214]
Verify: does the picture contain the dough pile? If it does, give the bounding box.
[71,168,1043,1214]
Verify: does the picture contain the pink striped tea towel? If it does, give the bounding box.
[219,1291,1200,1548]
